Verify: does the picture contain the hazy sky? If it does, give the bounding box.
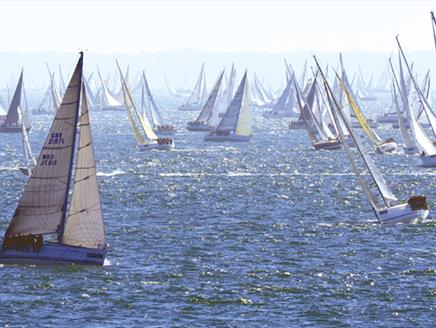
[0,0,434,54]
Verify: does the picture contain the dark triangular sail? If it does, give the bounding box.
[3,71,23,126]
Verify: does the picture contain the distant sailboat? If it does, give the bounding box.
[17,105,36,176]
[187,70,225,131]
[0,70,29,133]
[397,36,436,167]
[204,71,251,142]
[0,53,108,265]
[179,63,207,111]
[388,57,417,155]
[263,71,295,118]
[97,67,125,111]
[338,76,398,153]
[295,73,341,150]
[315,56,429,224]
[141,71,176,135]
[37,72,62,113]
[117,62,174,150]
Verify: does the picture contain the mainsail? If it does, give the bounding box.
[185,63,205,106]
[5,54,83,237]
[142,72,164,127]
[216,71,250,136]
[98,67,123,108]
[118,62,158,145]
[194,70,224,124]
[2,70,23,126]
[62,85,105,249]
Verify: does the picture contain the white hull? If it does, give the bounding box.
[377,141,398,153]
[376,202,429,224]
[0,242,106,265]
[420,154,436,167]
[138,142,174,151]
[204,133,251,142]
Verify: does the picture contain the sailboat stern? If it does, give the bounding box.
[376,197,429,224]
[0,241,106,265]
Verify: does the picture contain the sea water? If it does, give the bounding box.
[0,95,434,326]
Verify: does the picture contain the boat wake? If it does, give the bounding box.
[97,169,125,177]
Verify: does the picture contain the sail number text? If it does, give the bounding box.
[40,153,57,166]
[48,132,65,145]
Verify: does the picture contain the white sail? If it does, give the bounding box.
[98,68,123,108]
[18,106,36,173]
[118,62,158,144]
[62,86,106,249]
[142,72,164,127]
[216,71,250,134]
[235,75,251,136]
[194,70,224,124]
[185,63,204,106]
[5,55,83,237]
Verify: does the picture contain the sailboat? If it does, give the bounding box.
[263,68,295,118]
[295,73,342,150]
[388,58,417,155]
[215,64,236,120]
[179,64,207,111]
[141,71,176,135]
[204,71,251,142]
[0,53,107,265]
[187,70,225,131]
[17,105,36,176]
[118,62,174,150]
[338,76,398,153]
[314,56,429,224]
[397,36,436,167]
[0,71,30,133]
[97,67,125,111]
[36,72,62,114]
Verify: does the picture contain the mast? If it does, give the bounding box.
[58,53,84,239]
[314,56,397,209]
[431,11,436,51]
